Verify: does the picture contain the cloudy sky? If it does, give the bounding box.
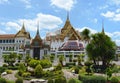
[0,0,120,45]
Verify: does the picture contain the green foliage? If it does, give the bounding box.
[54,76,67,83]
[19,63,26,72]
[74,66,79,74]
[48,79,54,83]
[29,59,40,68]
[34,64,43,78]
[85,61,93,75]
[86,32,116,67]
[66,62,75,66]
[22,72,31,78]
[110,77,119,83]
[106,68,112,79]
[17,54,23,63]
[78,74,106,83]
[0,67,6,74]
[40,59,52,68]
[55,63,62,70]
[29,59,52,68]
[6,70,12,74]
[58,55,65,66]
[3,52,17,66]
[68,78,82,83]
[0,78,7,83]
[2,64,8,67]
[15,78,23,83]
[17,70,24,76]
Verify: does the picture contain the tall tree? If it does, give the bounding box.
[86,32,116,67]
[81,28,90,43]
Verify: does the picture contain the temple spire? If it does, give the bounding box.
[67,11,69,21]
[37,21,39,36]
[21,22,26,32]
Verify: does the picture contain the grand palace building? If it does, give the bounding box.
[0,14,119,61]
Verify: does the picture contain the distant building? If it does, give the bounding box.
[0,23,49,59]
[45,14,85,61]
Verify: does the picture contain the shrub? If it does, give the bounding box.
[0,67,6,74]
[22,72,31,78]
[15,78,23,83]
[0,78,7,83]
[55,76,67,83]
[110,77,119,83]
[2,64,8,67]
[68,78,82,83]
[48,79,54,83]
[19,63,26,72]
[55,63,62,70]
[8,66,18,70]
[40,59,52,68]
[66,62,75,66]
[29,59,40,68]
[17,70,24,76]
[74,66,79,74]
[34,64,43,78]
[6,70,12,74]
[78,74,106,83]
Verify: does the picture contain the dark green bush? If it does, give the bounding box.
[110,77,119,83]
[48,79,54,83]
[78,74,106,83]
[68,78,82,83]
[2,64,8,67]
[15,78,23,83]
[55,76,67,83]
[0,78,7,83]
[66,62,75,66]
[0,67,6,74]
[8,66,18,70]
[74,66,79,74]
[34,64,43,78]
[55,63,62,70]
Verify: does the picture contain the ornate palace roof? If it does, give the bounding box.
[15,23,31,39]
[0,34,15,39]
[59,40,84,51]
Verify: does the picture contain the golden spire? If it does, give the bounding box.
[35,21,42,40]
[21,22,26,32]
[67,11,69,21]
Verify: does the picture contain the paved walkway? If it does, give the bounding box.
[62,69,78,79]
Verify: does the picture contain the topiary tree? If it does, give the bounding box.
[15,78,23,83]
[55,76,67,83]
[68,78,82,83]
[0,78,7,83]
[110,77,119,83]
[48,79,54,83]
[55,63,62,71]
[84,61,93,75]
[19,63,26,72]
[34,64,43,78]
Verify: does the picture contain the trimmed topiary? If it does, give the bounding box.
[15,78,23,83]
[55,76,67,83]
[111,77,119,83]
[0,78,7,83]
[48,79,54,83]
[34,64,43,78]
[68,78,82,83]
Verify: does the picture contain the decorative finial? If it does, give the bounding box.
[37,21,39,35]
[67,11,69,21]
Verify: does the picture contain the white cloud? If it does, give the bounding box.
[93,18,98,23]
[0,0,9,4]
[109,0,120,6]
[3,13,63,32]
[101,11,115,18]
[101,10,120,21]
[20,0,31,8]
[50,0,76,11]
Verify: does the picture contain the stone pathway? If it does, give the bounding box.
[62,69,78,79]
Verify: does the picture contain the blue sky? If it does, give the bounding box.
[0,0,120,45]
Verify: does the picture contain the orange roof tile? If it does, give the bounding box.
[0,34,15,39]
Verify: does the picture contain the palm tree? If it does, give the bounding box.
[81,28,90,43]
